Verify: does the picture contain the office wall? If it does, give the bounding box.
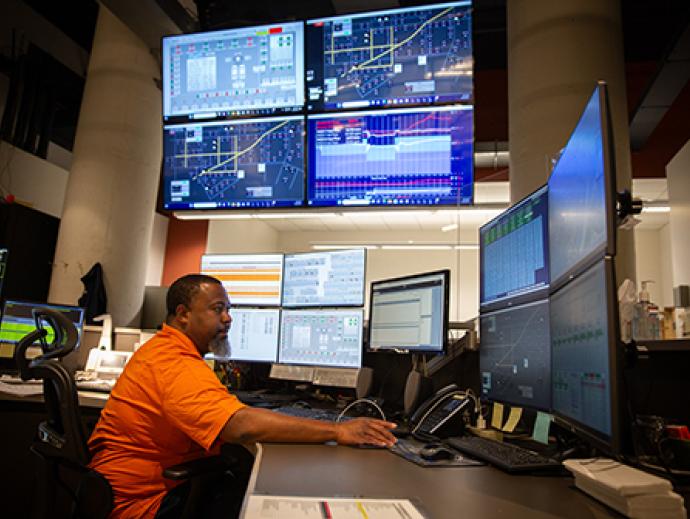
[206,219,279,253]
[634,228,668,307]
[666,140,690,289]
[145,212,169,286]
[161,218,208,285]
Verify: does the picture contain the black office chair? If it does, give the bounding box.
[15,308,252,519]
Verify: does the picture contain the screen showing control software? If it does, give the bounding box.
[163,116,305,210]
[279,309,363,368]
[368,270,448,352]
[220,308,280,363]
[201,254,284,306]
[307,105,473,207]
[480,298,551,410]
[480,185,549,308]
[282,249,366,307]
[162,21,304,120]
[551,259,612,439]
[306,2,472,112]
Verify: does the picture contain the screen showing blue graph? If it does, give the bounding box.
[162,21,304,121]
[551,260,612,439]
[480,185,549,308]
[549,85,610,286]
[163,116,305,209]
[306,2,472,111]
[307,105,473,207]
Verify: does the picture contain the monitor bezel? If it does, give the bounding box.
[281,248,367,308]
[479,184,549,312]
[277,308,364,369]
[548,81,617,293]
[367,269,450,354]
[550,256,625,455]
[199,253,285,307]
[214,307,281,364]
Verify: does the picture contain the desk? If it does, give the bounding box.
[243,444,618,519]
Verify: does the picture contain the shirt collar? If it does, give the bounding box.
[159,324,203,359]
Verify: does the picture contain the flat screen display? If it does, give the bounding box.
[480,299,551,410]
[279,309,363,368]
[162,21,304,120]
[221,308,280,363]
[163,116,305,210]
[307,105,473,207]
[282,249,366,308]
[306,2,472,112]
[200,254,284,306]
[368,270,449,353]
[480,185,549,309]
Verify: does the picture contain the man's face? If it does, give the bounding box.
[177,282,232,356]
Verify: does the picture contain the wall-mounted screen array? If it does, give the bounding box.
[307,105,473,207]
[305,2,472,112]
[200,254,284,306]
[163,116,305,209]
[279,309,363,368]
[480,299,551,411]
[282,249,366,307]
[368,270,449,353]
[479,185,549,310]
[162,21,305,121]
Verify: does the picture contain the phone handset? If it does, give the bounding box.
[409,383,471,439]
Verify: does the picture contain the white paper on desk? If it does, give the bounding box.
[0,380,43,396]
[244,495,426,519]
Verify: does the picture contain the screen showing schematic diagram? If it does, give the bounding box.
[163,116,305,209]
[162,21,304,120]
[200,254,284,306]
[279,309,363,368]
[306,2,472,111]
[307,105,473,207]
[480,299,551,410]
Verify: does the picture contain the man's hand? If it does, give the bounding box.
[335,418,398,447]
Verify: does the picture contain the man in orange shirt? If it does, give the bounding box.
[88,274,397,518]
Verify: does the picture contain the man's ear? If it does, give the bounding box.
[175,303,190,326]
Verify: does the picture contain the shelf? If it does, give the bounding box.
[635,338,690,353]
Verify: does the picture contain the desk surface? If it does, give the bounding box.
[244,443,617,519]
[0,387,108,408]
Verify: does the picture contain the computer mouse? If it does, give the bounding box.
[419,444,456,461]
[391,424,410,438]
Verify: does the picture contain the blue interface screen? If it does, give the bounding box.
[307,105,473,207]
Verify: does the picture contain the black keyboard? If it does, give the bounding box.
[273,406,350,422]
[231,390,298,406]
[446,436,562,473]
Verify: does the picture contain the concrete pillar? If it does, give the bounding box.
[507,0,635,284]
[49,6,162,326]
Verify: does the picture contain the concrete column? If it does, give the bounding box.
[49,6,162,326]
[507,0,635,283]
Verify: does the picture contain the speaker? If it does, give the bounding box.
[403,370,433,416]
[356,366,374,399]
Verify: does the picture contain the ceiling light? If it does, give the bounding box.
[441,223,459,232]
[641,205,670,213]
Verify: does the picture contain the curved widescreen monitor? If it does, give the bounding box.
[282,249,366,308]
[480,298,551,411]
[200,254,284,307]
[548,82,616,290]
[162,21,304,121]
[163,115,305,210]
[305,1,472,112]
[479,185,549,310]
[550,257,624,454]
[278,309,363,368]
[307,105,473,207]
[368,270,449,353]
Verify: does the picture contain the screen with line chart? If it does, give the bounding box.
[307,105,472,207]
[479,298,551,410]
[163,115,305,209]
[306,2,472,112]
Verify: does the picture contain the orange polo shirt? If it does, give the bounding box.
[88,325,246,518]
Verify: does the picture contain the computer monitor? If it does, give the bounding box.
[368,270,449,353]
[0,300,85,372]
[200,254,284,307]
[162,21,305,121]
[550,257,624,454]
[212,308,280,363]
[305,1,472,112]
[306,105,473,207]
[479,185,549,311]
[282,249,366,308]
[479,298,551,411]
[548,82,617,290]
[278,309,364,368]
[163,115,305,210]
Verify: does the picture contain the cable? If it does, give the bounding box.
[336,398,386,422]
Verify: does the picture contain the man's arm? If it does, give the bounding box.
[220,407,397,447]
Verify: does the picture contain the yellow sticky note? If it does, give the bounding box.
[491,402,504,430]
[502,407,523,432]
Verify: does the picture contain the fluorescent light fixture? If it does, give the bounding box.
[441,223,459,232]
[454,244,479,250]
[311,244,379,250]
[174,212,253,220]
[641,205,670,213]
[255,212,339,219]
[381,245,454,251]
